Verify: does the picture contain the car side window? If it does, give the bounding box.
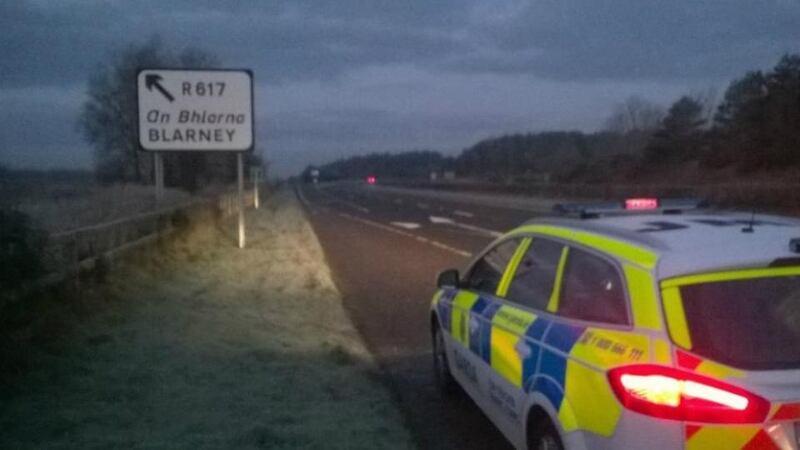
[506,238,564,311]
[466,239,521,295]
[558,247,628,325]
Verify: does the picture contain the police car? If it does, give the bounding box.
[430,198,800,450]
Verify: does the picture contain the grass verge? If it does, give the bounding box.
[0,189,415,449]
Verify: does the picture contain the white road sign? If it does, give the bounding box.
[137,69,254,151]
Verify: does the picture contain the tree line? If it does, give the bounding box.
[308,53,800,184]
[305,151,454,182]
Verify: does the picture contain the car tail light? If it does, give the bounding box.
[624,198,659,210]
[608,365,769,424]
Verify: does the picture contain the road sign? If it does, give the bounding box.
[137,68,254,151]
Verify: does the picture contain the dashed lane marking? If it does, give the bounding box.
[337,212,472,258]
[454,210,474,218]
[315,187,370,213]
[391,222,421,230]
[428,215,502,238]
[450,222,502,238]
[429,216,452,224]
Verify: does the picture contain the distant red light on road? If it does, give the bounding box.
[366,176,377,185]
[625,198,659,210]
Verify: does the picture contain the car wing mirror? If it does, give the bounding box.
[436,269,460,288]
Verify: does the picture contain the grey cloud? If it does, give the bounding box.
[0,87,88,169]
[2,0,799,176]
[157,0,467,29]
[0,0,470,88]
[268,107,516,143]
[4,0,797,90]
[449,0,800,82]
[0,1,128,87]
[136,1,471,84]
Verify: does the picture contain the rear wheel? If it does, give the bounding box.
[527,416,564,450]
[432,324,456,393]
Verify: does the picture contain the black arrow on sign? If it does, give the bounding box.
[145,74,175,102]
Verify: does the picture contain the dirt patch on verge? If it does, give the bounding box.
[0,189,414,449]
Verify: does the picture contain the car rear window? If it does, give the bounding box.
[680,274,800,370]
[506,238,564,311]
[558,247,628,325]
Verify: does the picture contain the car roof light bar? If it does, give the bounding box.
[552,198,708,219]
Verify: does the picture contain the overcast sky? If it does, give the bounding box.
[1,0,798,177]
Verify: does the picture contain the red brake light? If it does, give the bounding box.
[625,198,659,210]
[366,176,376,185]
[608,365,769,424]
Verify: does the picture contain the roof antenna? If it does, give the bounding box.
[741,208,756,233]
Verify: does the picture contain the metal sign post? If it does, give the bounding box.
[154,152,165,203]
[250,167,261,209]
[237,153,245,249]
[136,68,255,248]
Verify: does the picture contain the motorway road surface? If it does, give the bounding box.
[297,181,553,449]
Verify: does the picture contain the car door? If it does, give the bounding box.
[447,238,525,402]
[542,246,644,442]
[483,237,566,437]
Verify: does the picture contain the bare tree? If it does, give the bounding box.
[604,96,665,134]
[78,37,225,189]
[79,37,163,183]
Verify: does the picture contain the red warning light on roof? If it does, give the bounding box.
[625,198,659,210]
[366,175,377,185]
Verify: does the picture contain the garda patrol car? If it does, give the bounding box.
[430,198,800,450]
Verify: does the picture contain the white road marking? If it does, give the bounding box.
[428,215,502,238]
[315,188,370,213]
[339,200,370,214]
[454,210,474,218]
[429,216,453,224]
[391,222,421,230]
[337,212,472,258]
[451,222,503,238]
[367,184,555,213]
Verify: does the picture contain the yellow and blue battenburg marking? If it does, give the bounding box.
[451,291,480,346]
[435,289,634,435]
[435,288,457,333]
[522,317,550,389]
[535,322,586,406]
[468,296,501,360]
[490,306,536,388]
